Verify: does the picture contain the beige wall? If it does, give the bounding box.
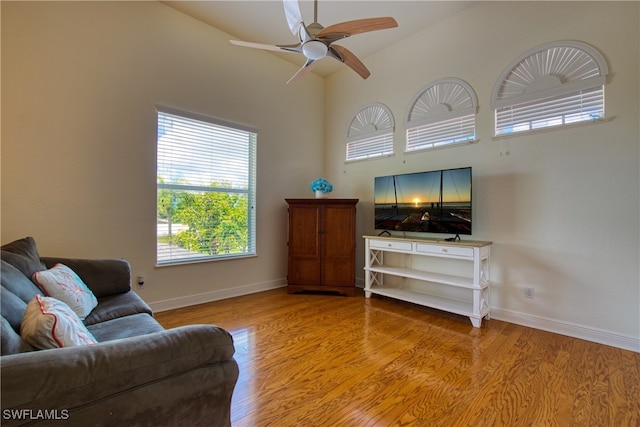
[325,1,639,348]
[1,2,324,306]
[2,1,639,350]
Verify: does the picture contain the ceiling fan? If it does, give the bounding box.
[230,0,398,83]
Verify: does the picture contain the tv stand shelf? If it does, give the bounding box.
[363,235,492,327]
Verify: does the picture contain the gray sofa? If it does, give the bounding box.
[1,237,239,426]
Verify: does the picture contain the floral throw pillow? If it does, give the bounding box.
[33,263,98,320]
[20,295,97,349]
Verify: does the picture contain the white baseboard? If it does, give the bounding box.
[150,280,639,353]
[491,308,640,353]
[150,278,287,313]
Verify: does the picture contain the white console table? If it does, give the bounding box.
[363,235,492,327]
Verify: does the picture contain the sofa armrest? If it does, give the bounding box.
[1,324,236,411]
[40,257,131,298]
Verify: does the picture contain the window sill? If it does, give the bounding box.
[404,139,480,155]
[156,253,257,268]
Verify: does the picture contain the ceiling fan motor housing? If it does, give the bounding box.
[302,40,328,60]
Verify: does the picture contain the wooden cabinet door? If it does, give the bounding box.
[321,204,356,286]
[287,203,321,285]
[286,198,358,295]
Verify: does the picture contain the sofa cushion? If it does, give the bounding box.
[1,260,43,304]
[83,291,153,326]
[1,287,29,333]
[41,257,133,298]
[0,237,46,278]
[21,295,97,349]
[87,313,165,342]
[33,263,98,320]
[1,317,34,355]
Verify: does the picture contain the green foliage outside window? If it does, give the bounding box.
[158,184,249,256]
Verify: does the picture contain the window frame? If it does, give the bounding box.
[492,40,608,138]
[156,106,257,266]
[345,103,395,162]
[404,78,478,153]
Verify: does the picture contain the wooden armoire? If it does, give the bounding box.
[285,198,358,296]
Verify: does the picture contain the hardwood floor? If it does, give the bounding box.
[154,287,640,426]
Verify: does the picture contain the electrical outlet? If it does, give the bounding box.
[137,276,145,290]
[524,286,534,299]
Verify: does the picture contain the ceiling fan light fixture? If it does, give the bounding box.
[230,0,398,82]
[302,40,328,60]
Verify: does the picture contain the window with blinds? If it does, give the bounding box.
[406,114,476,152]
[492,41,607,137]
[405,78,478,153]
[156,106,256,265]
[346,132,394,161]
[495,86,604,136]
[345,103,394,162]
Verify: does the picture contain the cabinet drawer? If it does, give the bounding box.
[369,239,413,252]
[415,244,473,257]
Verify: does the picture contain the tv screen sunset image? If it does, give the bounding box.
[374,168,472,235]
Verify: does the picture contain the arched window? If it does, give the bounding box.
[405,78,478,152]
[345,103,394,161]
[492,40,608,136]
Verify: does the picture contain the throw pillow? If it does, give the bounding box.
[21,295,97,349]
[33,263,98,319]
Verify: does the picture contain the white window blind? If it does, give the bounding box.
[156,107,256,265]
[495,86,604,136]
[406,113,476,152]
[346,132,394,161]
[345,103,395,162]
[404,78,478,153]
[492,41,607,137]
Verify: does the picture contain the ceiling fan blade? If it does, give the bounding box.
[230,40,300,53]
[317,17,398,38]
[283,0,303,36]
[330,45,370,79]
[287,59,318,84]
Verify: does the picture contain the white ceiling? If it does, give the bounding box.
[163,1,475,78]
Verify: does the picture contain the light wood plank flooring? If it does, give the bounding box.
[154,288,640,426]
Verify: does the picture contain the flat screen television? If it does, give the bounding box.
[374,167,472,236]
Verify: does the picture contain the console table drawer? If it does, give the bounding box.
[370,239,413,252]
[415,243,473,257]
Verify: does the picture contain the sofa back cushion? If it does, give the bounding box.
[1,286,29,333]
[41,257,132,298]
[1,317,34,355]
[1,237,46,278]
[1,260,43,304]
[1,238,47,355]
[1,260,44,339]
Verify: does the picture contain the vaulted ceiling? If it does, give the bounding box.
[163,1,475,78]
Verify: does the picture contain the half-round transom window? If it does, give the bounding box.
[405,78,478,152]
[492,40,608,136]
[345,103,395,161]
